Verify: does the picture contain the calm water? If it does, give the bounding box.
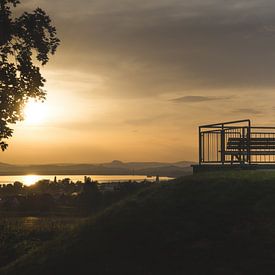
[0,175,173,186]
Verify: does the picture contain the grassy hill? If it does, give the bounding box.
[3,171,275,274]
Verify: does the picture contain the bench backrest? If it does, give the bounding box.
[227,137,275,150]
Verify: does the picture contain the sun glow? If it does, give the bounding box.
[24,100,48,125]
[23,175,41,186]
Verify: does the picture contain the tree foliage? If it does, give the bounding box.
[0,0,60,150]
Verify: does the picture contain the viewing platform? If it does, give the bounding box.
[193,119,275,173]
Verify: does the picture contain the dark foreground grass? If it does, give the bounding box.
[0,216,86,269]
[3,171,275,274]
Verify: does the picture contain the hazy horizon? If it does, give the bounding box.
[0,159,195,165]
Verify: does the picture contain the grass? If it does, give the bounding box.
[0,216,86,269]
[2,171,275,274]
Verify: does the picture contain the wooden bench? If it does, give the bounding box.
[225,137,275,163]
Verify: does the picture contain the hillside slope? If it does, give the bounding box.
[3,171,275,275]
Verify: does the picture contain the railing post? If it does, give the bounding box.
[247,122,251,164]
[199,126,202,165]
[221,125,225,165]
[241,127,245,164]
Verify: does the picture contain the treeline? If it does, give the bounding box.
[0,178,152,214]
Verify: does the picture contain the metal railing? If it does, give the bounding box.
[199,119,275,165]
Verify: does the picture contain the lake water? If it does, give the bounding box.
[0,175,174,186]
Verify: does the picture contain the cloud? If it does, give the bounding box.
[17,0,275,98]
[125,114,169,126]
[171,95,229,103]
[235,108,263,115]
[19,0,275,104]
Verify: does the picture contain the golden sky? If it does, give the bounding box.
[3,0,275,164]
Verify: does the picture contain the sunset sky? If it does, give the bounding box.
[4,0,275,164]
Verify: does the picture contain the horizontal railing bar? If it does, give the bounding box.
[251,126,275,129]
[201,126,248,130]
[227,148,275,150]
[223,132,242,134]
[228,146,275,150]
[201,161,241,163]
[200,161,224,163]
[201,161,275,163]
[228,139,275,142]
[250,162,275,163]
[201,127,246,132]
[227,141,275,146]
[228,138,275,141]
[200,129,222,134]
[251,132,275,135]
[200,119,250,128]
[225,151,275,155]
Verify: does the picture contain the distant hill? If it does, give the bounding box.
[0,161,195,177]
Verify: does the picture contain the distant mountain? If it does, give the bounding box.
[0,161,195,177]
[0,162,14,167]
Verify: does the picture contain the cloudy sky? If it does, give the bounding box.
[4,0,275,164]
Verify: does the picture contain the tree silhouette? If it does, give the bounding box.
[0,0,60,150]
